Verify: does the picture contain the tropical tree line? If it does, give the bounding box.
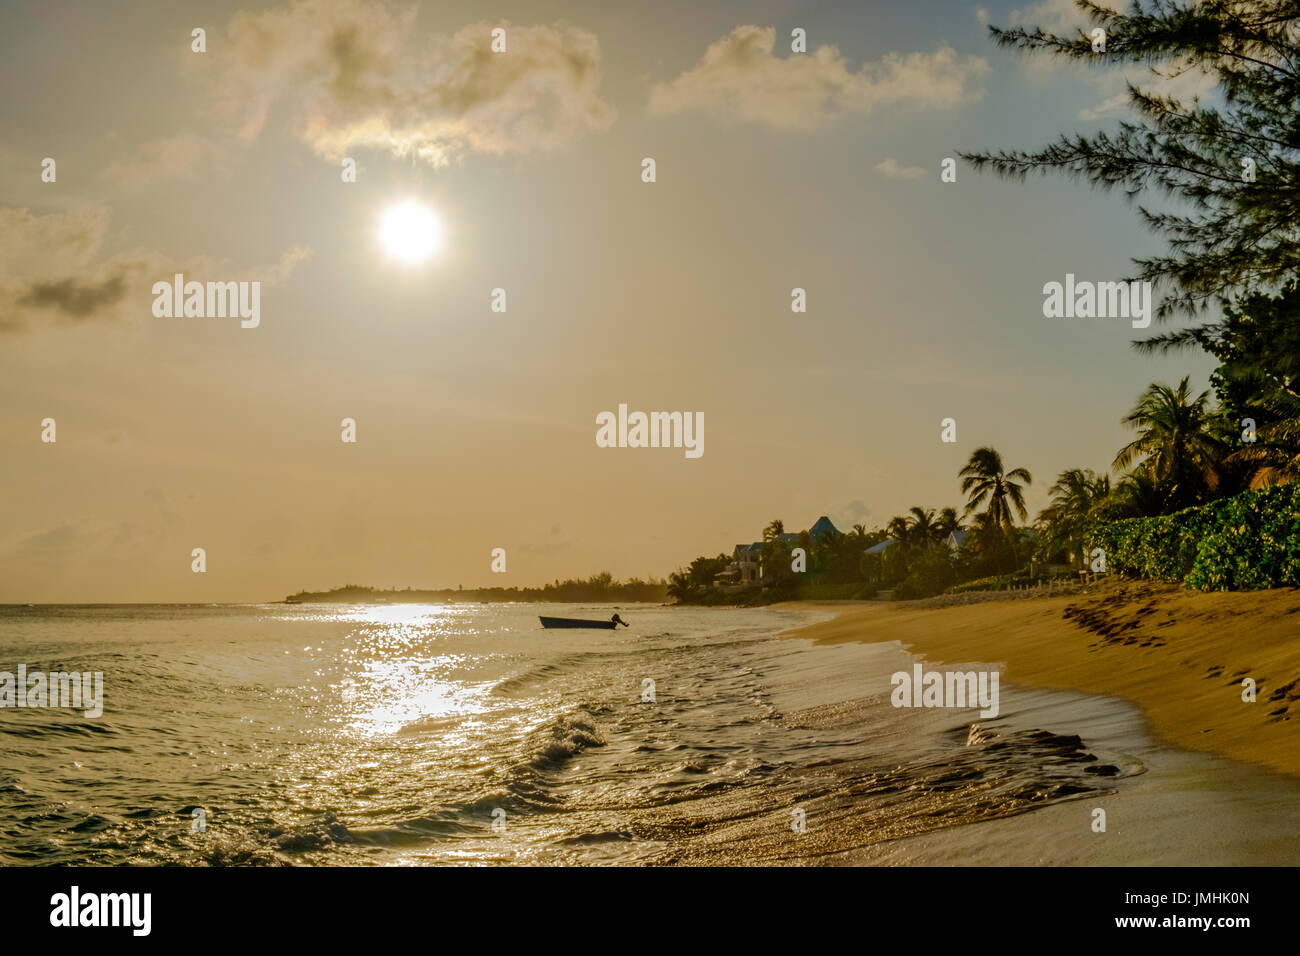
[669,347,1296,600]
[665,446,1039,602]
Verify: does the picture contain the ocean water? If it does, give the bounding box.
[0,601,1233,866]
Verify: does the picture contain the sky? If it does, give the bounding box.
[0,0,1218,601]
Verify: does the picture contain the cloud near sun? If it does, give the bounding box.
[0,7,992,333]
[213,0,615,167]
[648,26,990,129]
[0,206,310,334]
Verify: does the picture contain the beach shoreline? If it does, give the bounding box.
[774,578,1300,781]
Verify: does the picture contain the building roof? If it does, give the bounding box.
[864,539,894,555]
[809,516,840,538]
[735,518,839,556]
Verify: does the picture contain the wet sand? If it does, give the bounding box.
[778,579,1300,780]
[773,580,1300,865]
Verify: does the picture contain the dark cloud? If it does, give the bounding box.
[0,205,309,334]
[17,274,127,318]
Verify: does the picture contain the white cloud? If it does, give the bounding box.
[215,0,615,167]
[833,500,873,528]
[1003,0,1215,120]
[875,158,926,180]
[648,26,989,130]
[1077,64,1217,121]
[1008,0,1117,34]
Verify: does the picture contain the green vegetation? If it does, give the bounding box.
[1037,469,1110,568]
[1112,377,1227,513]
[669,446,1039,604]
[963,1,1300,592]
[1090,483,1300,591]
[960,447,1032,557]
[668,341,1300,599]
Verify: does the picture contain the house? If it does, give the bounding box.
[713,542,765,586]
[861,537,895,585]
[713,546,747,586]
[736,542,764,584]
[715,517,843,587]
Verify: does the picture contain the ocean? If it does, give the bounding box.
[1,602,1295,866]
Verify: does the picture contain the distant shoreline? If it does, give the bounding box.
[776,579,1300,781]
[281,581,668,605]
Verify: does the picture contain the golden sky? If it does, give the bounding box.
[0,0,1212,601]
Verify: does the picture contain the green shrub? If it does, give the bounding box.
[894,549,959,600]
[791,581,872,600]
[1088,483,1300,591]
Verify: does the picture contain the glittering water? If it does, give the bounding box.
[0,602,1152,865]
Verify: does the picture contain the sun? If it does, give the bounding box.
[380,200,441,263]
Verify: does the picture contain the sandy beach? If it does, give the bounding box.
[779,579,1300,780]
[766,580,1300,865]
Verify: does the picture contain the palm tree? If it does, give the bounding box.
[1113,377,1226,511]
[885,515,911,547]
[1102,470,1165,519]
[1037,468,1110,567]
[907,507,940,548]
[959,447,1032,559]
[667,569,692,603]
[1226,365,1300,487]
[968,510,1003,552]
[883,515,912,577]
[934,507,963,541]
[758,521,794,584]
[1234,411,1300,487]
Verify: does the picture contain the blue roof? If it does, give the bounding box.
[864,539,894,555]
[809,516,840,538]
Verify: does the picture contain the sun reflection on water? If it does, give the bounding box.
[332,605,491,737]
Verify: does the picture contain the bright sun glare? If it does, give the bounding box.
[380,200,441,263]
